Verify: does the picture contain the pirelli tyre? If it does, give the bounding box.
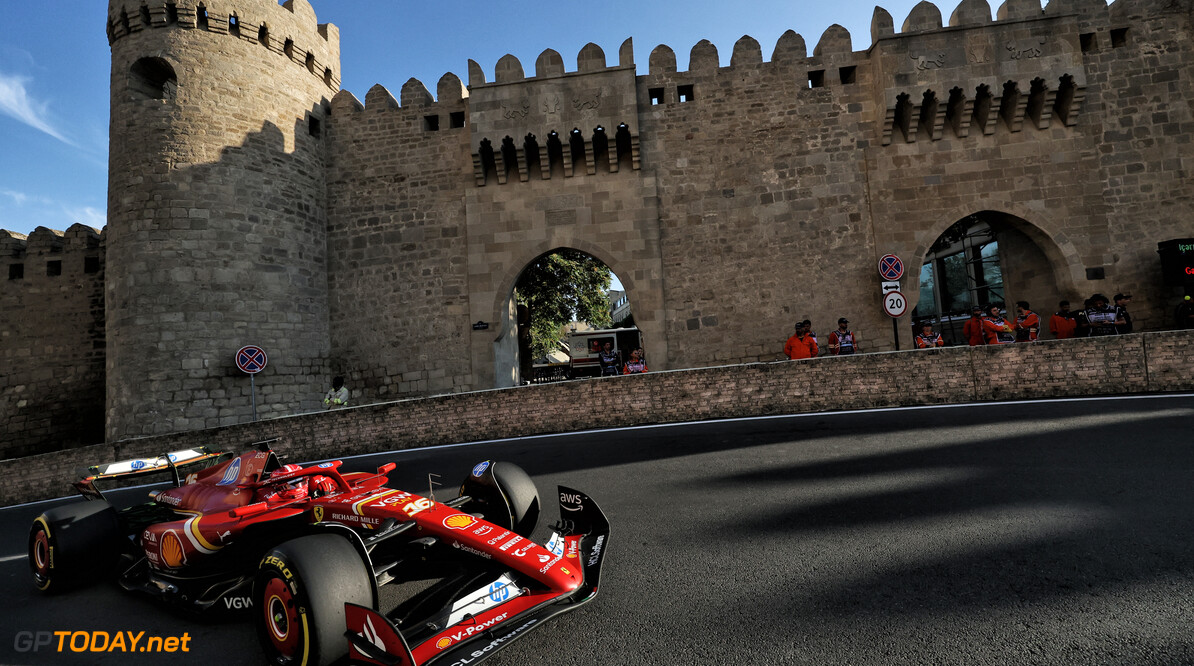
[29,500,122,593]
[459,460,540,538]
[255,534,372,666]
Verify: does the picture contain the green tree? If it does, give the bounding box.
[515,250,613,359]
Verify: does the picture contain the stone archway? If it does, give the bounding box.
[909,210,1078,343]
[491,243,633,387]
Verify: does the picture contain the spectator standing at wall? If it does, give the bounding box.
[784,322,818,360]
[1114,294,1133,334]
[981,305,1016,345]
[1084,294,1123,336]
[323,376,349,409]
[623,350,648,374]
[1014,301,1041,342]
[1050,301,1078,339]
[915,322,945,348]
[963,306,986,346]
[598,342,621,376]
[802,319,818,348]
[827,318,859,355]
[1075,298,1093,337]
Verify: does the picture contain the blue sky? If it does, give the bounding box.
[0,0,968,237]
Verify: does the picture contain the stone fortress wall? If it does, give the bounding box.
[1,0,1192,457]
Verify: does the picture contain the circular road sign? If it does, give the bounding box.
[878,254,905,281]
[883,290,909,318]
[235,345,268,374]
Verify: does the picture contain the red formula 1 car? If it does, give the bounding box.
[28,442,609,666]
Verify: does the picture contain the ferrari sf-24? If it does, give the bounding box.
[28,441,609,665]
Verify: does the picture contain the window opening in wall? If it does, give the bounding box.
[228,13,240,36]
[1054,74,1077,125]
[893,92,913,141]
[648,87,664,105]
[129,57,178,100]
[972,84,993,134]
[945,86,966,137]
[1086,266,1105,280]
[423,115,440,131]
[284,39,295,60]
[546,131,564,178]
[1110,28,1128,48]
[479,138,497,184]
[120,9,130,34]
[308,116,321,137]
[165,2,178,24]
[569,128,586,171]
[324,67,333,86]
[998,80,1019,131]
[196,3,208,29]
[140,5,151,28]
[450,111,465,128]
[46,260,62,277]
[808,69,826,88]
[677,84,694,103]
[615,123,633,170]
[305,52,315,73]
[524,133,542,178]
[84,256,100,273]
[1080,32,1096,53]
[8,264,23,280]
[500,136,518,181]
[592,126,610,172]
[918,89,938,138]
[259,25,270,48]
[839,66,857,85]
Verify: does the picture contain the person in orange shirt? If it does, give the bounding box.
[962,306,986,346]
[981,305,1016,344]
[1014,301,1041,342]
[784,322,818,359]
[915,322,945,348]
[1049,300,1077,339]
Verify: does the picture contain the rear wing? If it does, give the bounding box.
[73,447,226,501]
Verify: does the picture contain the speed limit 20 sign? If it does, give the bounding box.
[883,290,908,318]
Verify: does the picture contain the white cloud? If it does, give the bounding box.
[0,72,74,146]
[1,189,28,205]
[64,205,106,230]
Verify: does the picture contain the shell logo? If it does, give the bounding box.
[436,637,452,650]
[161,530,187,568]
[442,514,477,530]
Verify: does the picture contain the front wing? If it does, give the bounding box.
[345,486,609,666]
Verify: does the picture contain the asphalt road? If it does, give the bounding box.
[1,395,1192,665]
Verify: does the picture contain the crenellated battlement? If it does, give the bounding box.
[106,0,340,90]
[0,225,105,279]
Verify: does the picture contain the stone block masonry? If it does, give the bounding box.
[2,331,1190,507]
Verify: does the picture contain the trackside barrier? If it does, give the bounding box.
[2,330,1191,506]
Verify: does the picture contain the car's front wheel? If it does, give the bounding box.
[255,534,372,666]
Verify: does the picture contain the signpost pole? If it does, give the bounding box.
[892,318,900,351]
[250,373,257,421]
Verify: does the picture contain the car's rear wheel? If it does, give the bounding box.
[29,500,122,593]
[255,534,372,666]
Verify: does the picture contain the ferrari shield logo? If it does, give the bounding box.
[313,506,324,523]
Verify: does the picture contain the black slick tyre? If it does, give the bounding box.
[255,533,372,666]
[29,500,122,593]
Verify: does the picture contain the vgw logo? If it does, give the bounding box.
[487,582,509,603]
[224,596,252,610]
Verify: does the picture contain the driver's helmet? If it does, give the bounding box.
[261,464,308,502]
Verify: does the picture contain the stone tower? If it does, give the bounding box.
[105,0,339,439]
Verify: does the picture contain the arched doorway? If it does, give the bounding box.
[498,248,635,385]
[913,212,1068,344]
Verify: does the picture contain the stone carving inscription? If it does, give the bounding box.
[1007,39,1047,60]
[501,100,530,119]
[910,52,946,70]
[572,90,602,112]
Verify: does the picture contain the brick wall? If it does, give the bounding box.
[3,330,1190,507]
